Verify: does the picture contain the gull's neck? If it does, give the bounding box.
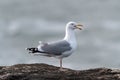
[63,27,76,44]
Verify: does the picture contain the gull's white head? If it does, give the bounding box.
[66,21,83,30]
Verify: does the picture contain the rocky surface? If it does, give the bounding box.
[0,63,120,80]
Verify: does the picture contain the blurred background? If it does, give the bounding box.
[0,0,120,70]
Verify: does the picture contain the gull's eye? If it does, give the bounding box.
[71,23,74,25]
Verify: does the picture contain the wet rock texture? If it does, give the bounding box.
[0,63,120,80]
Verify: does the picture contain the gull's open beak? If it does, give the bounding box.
[76,23,83,30]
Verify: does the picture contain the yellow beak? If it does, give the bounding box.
[76,23,83,30]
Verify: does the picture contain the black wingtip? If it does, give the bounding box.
[26,47,39,53]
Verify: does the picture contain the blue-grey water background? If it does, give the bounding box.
[0,0,120,70]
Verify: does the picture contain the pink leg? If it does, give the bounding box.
[59,59,66,71]
[60,58,62,69]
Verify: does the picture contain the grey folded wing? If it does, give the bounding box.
[41,40,72,55]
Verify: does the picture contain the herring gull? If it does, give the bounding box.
[26,21,83,70]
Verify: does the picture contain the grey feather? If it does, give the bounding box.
[41,40,72,55]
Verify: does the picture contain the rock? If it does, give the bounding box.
[0,63,120,80]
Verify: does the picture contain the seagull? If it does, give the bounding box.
[26,22,83,70]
